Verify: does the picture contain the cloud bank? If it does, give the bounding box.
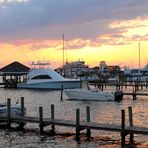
[0,0,147,50]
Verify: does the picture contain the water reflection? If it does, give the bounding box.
[0,86,147,147]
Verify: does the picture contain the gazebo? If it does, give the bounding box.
[0,61,30,84]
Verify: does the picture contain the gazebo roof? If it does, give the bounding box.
[0,61,30,75]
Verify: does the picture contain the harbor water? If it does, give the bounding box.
[0,86,147,148]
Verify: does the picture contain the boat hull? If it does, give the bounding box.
[64,89,115,101]
[0,105,26,116]
[17,80,81,90]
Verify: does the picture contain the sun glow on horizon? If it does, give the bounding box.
[0,16,148,69]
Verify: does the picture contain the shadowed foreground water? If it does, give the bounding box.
[0,86,147,148]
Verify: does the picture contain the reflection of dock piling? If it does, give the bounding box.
[0,98,148,147]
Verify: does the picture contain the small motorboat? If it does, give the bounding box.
[0,101,26,116]
[64,88,123,101]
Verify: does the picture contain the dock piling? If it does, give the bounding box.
[86,106,91,137]
[128,107,134,144]
[51,104,55,134]
[60,85,63,101]
[39,107,44,134]
[7,98,11,128]
[19,97,25,129]
[121,109,126,148]
[76,108,80,141]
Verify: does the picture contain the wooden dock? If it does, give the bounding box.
[123,92,148,100]
[1,114,148,135]
[90,80,148,100]
[0,81,17,88]
[93,80,148,90]
[0,98,148,148]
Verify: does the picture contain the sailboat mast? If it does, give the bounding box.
[63,34,65,67]
[139,42,141,70]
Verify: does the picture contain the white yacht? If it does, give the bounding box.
[17,62,81,89]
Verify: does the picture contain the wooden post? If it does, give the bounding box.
[135,81,138,92]
[128,107,134,144]
[21,97,25,116]
[132,93,136,100]
[116,82,118,90]
[146,79,148,88]
[60,85,63,101]
[19,97,25,129]
[39,107,44,134]
[141,82,143,90]
[7,98,11,128]
[101,83,104,91]
[86,106,91,137]
[76,108,80,141]
[121,109,126,148]
[51,104,55,134]
[132,86,136,100]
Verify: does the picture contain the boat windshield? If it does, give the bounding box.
[31,75,52,79]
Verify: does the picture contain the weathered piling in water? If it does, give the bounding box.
[128,106,134,144]
[51,104,55,134]
[60,85,64,101]
[7,98,11,128]
[132,93,137,100]
[19,97,25,129]
[116,81,120,90]
[121,109,126,148]
[132,86,137,100]
[86,106,91,137]
[76,108,80,141]
[39,106,44,134]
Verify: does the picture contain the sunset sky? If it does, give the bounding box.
[0,0,148,69]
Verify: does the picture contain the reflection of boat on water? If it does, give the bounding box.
[17,62,81,90]
[0,102,26,116]
[64,88,123,101]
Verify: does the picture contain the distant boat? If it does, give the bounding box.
[64,88,123,101]
[17,62,81,90]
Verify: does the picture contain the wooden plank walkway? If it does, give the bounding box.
[123,92,148,96]
[0,115,148,135]
[107,84,148,87]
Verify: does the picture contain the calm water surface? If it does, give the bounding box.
[0,86,147,148]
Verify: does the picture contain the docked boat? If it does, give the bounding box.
[17,62,81,89]
[0,102,26,116]
[64,88,123,101]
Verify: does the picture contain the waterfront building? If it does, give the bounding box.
[99,61,121,76]
[61,60,89,78]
